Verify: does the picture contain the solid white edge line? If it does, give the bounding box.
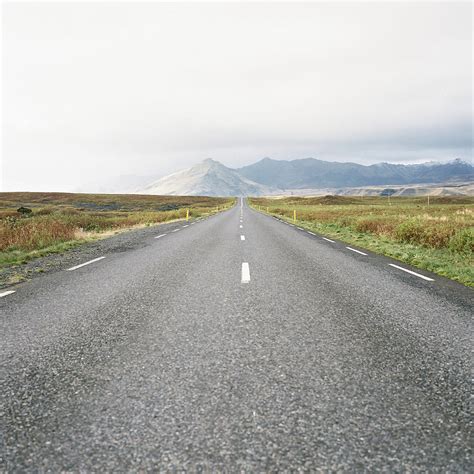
[322,237,335,243]
[182,224,189,228]
[389,264,434,281]
[241,235,245,241]
[0,290,15,298]
[172,228,180,232]
[241,262,250,283]
[307,231,316,235]
[66,256,106,271]
[155,234,167,239]
[346,247,368,256]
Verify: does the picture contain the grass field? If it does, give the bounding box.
[0,192,234,267]
[250,195,474,287]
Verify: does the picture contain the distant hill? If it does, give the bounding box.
[275,181,474,197]
[140,159,275,196]
[237,158,473,189]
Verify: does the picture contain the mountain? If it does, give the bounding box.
[139,158,473,196]
[237,158,473,188]
[140,159,275,196]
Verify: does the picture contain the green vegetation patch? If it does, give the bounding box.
[250,196,474,287]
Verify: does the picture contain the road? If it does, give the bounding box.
[1,199,472,471]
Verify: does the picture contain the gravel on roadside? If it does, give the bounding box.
[0,219,187,289]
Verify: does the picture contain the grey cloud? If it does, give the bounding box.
[2,1,472,191]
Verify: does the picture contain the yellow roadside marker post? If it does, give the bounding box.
[293,210,296,223]
[267,207,269,213]
[186,209,189,221]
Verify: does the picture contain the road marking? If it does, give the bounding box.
[0,290,15,298]
[241,235,245,241]
[289,224,295,227]
[172,228,180,232]
[240,225,243,228]
[155,234,167,239]
[241,262,250,283]
[297,227,304,230]
[182,225,189,228]
[389,264,434,281]
[346,247,368,256]
[66,256,106,271]
[307,231,316,236]
[322,237,335,243]
[190,222,196,225]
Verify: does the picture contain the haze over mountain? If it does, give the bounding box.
[141,159,274,197]
[139,158,473,197]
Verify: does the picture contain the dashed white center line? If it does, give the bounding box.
[389,264,434,281]
[240,225,243,228]
[172,228,180,232]
[241,235,245,241]
[322,237,335,243]
[241,262,250,283]
[0,290,15,298]
[346,247,368,256]
[155,234,167,239]
[66,256,106,271]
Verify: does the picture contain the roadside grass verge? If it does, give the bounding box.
[250,196,474,287]
[0,192,235,268]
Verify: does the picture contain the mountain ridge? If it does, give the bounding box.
[138,157,473,196]
[237,157,473,189]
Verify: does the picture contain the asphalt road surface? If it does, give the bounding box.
[1,199,472,471]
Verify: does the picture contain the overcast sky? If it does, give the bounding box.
[2,1,472,191]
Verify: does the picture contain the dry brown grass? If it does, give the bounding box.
[0,192,234,255]
[0,218,76,251]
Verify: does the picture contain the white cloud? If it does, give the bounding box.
[2,1,472,191]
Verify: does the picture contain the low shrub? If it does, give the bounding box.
[448,228,474,254]
[394,220,426,245]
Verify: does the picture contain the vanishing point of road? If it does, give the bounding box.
[1,199,472,471]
